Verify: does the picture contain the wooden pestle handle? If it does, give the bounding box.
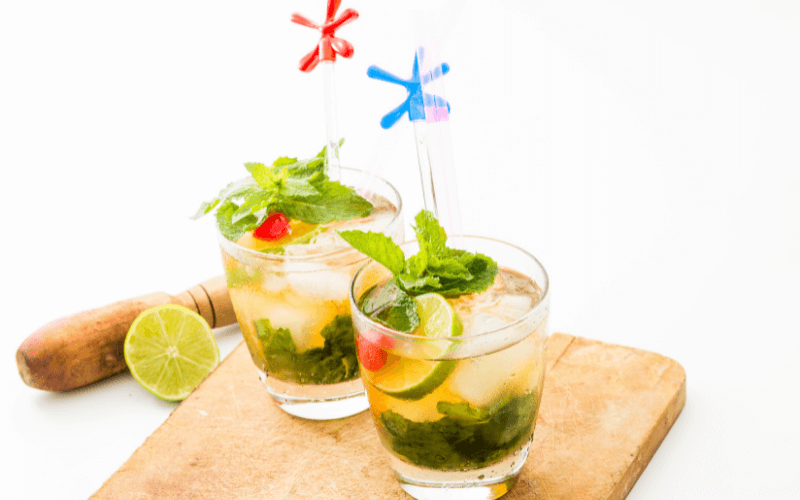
[16,276,237,392]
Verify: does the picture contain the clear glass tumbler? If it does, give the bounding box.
[350,237,549,499]
[219,168,403,420]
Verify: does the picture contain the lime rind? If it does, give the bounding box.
[124,304,220,401]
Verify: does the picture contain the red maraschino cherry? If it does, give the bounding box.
[253,213,291,241]
[356,335,388,372]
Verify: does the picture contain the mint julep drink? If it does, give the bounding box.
[195,146,403,419]
[343,211,549,499]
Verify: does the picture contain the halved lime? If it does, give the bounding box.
[124,304,220,401]
[372,294,463,401]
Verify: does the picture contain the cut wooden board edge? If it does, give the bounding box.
[559,336,687,500]
[610,360,686,499]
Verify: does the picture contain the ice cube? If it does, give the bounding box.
[308,231,346,248]
[490,295,533,322]
[259,303,319,351]
[261,271,288,293]
[447,339,536,407]
[286,263,352,302]
[466,313,508,336]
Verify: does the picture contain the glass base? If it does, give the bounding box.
[259,372,369,420]
[391,445,528,500]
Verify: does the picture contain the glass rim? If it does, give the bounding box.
[349,236,550,343]
[215,167,403,263]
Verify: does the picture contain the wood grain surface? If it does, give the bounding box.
[92,333,686,499]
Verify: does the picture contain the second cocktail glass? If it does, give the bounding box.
[219,168,403,420]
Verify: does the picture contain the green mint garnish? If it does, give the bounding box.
[339,209,499,298]
[336,230,405,276]
[255,318,297,353]
[255,315,359,385]
[379,392,539,470]
[277,180,374,225]
[258,247,285,255]
[358,281,420,333]
[224,266,262,289]
[193,142,373,241]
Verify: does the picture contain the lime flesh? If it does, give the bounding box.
[372,294,462,401]
[124,304,220,401]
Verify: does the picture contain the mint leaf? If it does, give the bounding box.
[259,247,285,255]
[428,258,471,280]
[191,180,240,220]
[435,252,498,297]
[309,314,360,383]
[224,266,262,288]
[255,318,297,353]
[216,201,258,241]
[231,190,272,224]
[256,314,359,385]
[281,177,319,198]
[359,279,420,333]
[272,156,297,167]
[405,252,428,277]
[436,401,491,423]
[244,162,278,190]
[337,230,405,275]
[413,210,447,257]
[279,180,372,224]
[397,274,441,291]
[286,157,326,180]
[379,392,539,470]
[192,199,220,220]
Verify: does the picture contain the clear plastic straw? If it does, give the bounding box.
[321,60,341,181]
[413,120,438,216]
[414,34,463,240]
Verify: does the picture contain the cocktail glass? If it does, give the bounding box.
[219,167,403,420]
[349,237,549,499]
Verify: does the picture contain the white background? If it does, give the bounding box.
[2,0,799,498]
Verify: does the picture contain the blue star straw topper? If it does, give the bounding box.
[366,48,461,233]
[367,48,451,129]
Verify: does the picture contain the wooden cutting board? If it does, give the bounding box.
[92,333,686,499]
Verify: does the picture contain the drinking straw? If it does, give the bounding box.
[366,46,464,239]
[291,0,359,182]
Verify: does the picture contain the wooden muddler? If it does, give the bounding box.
[16,276,237,392]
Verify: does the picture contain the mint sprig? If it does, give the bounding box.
[193,143,373,241]
[339,210,498,334]
[339,210,499,299]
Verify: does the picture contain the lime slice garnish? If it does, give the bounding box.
[372,293,463,401]
[415,293,464,340]
[124,304,220,401]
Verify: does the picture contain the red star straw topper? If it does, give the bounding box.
[291,0,359,72]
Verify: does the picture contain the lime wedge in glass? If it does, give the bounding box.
[124,304,220,401]
[372,293,463,401]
